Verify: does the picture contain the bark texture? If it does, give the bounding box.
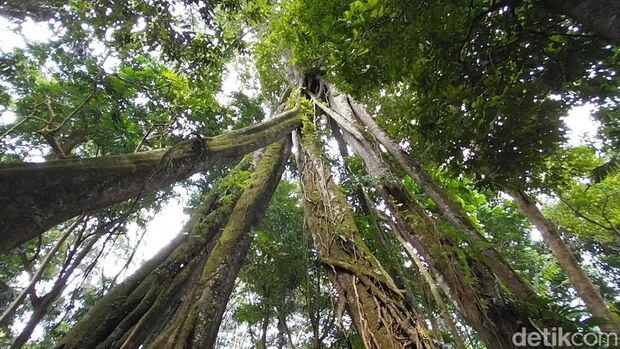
[540,0,620,43]
[328,94,538,348]
[507,188,620,334]
[57,139,290,349]
[0,107,299,253]
[342,94,536,302]
[149,139,291,349]
[297,118,436,349]
[56,160,253,349]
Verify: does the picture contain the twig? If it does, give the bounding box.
[0,116,30,141]
[558,195,613,231]
[45,92,94,134]
[0,215,85,328]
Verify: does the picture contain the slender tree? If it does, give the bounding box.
[506,188,620,334]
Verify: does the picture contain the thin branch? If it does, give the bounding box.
[558,195,614,231]
[0,116,30,141]
[45,92,94,134]
[0,215,85,328]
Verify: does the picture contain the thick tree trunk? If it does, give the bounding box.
[343,126,533,348]
[340,94,536,302]
[328,119,463,347]
[324,87,546,348]
[297,119,436,349]
[0,107,299,254]
[56,159,254,349]
[540,0,620,43]
[507,188,620,334]
[148,139,291,349]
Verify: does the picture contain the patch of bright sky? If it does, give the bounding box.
[0,17,56,52]
[563,102,601,147]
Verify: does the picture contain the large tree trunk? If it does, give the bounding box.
[330,103,536,348]
[507,188,620,334]
[57,139,290,349]
[148,139,291,349]
[327,119,464,348]
[0,107,299,254]
[56,159,253,349]
[539,0,620,43]
[297,117,436,349]
[335,93,536,302]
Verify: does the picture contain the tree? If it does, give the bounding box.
[58,139,290,348]
[540,0,620,43]
[0,107,299,253]
[0,0,619,347]
[296,105,436,348]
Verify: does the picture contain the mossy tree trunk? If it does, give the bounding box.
[327,119,465,348]
[297,118,436,349]
[323,85,548,348]
[148,139,291,349]
[334,90,536,303]
[57,138,290,349]
[56,159,253,349]
[0,107,299,254]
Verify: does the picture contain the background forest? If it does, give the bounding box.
[0,0,619,348]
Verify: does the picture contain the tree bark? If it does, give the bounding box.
[259,310,270,349]
[327,119,462,347]
[148,139,291,349]
[297,118,436,349]
[339,94,536,302]
[507,188,620,334]
[539,0,620,43]
[56,159,254,349]
[393,232,466,349]
[0,107,299,254]
[324,87,546,348]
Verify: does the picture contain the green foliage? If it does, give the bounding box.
[591,157,620,184]
[1,0,619,346]
[543,160,620,294]
[261,0,618,190]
